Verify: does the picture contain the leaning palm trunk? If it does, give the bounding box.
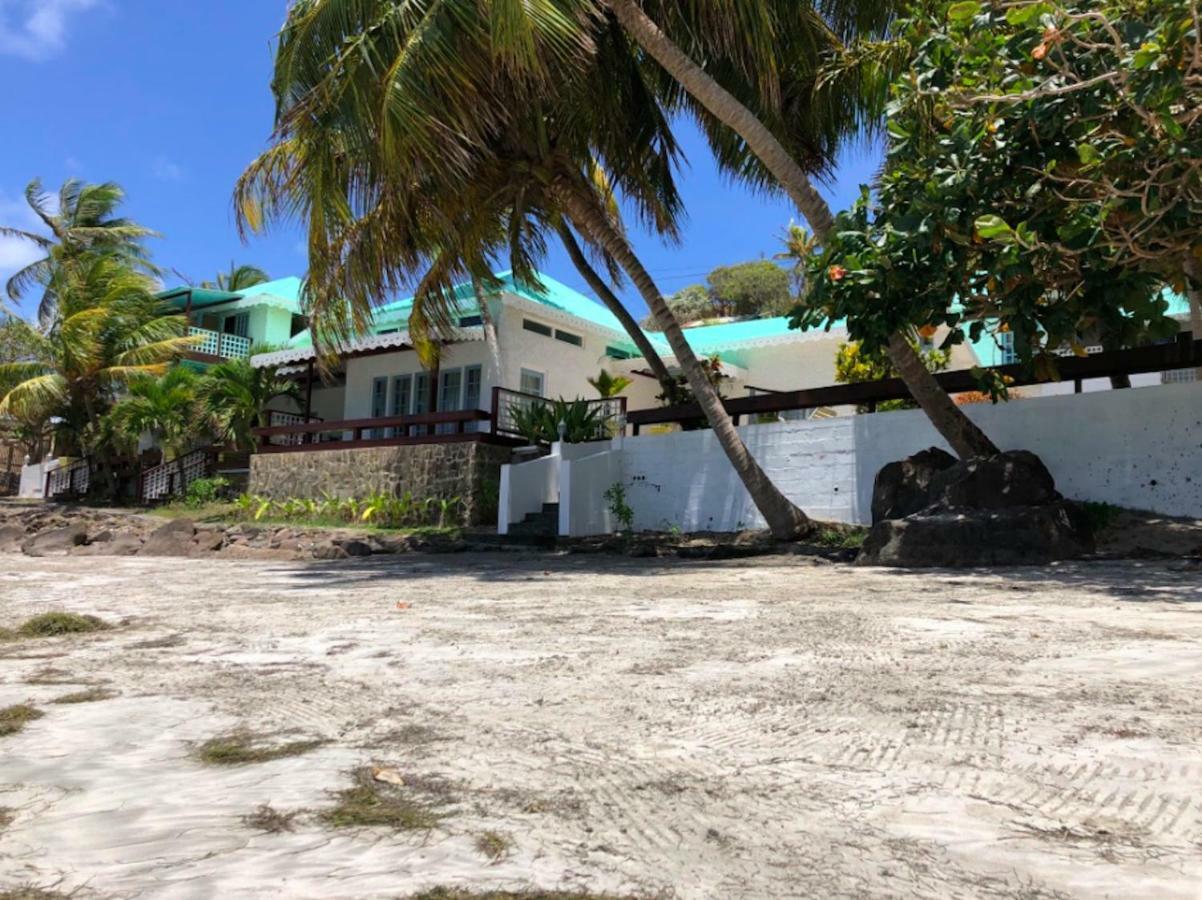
[471,279,504,386]
[556,179,810,539]
[556,223,675,392]
[608,0,1000,460]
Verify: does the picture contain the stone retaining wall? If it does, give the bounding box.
[249,441,512,526]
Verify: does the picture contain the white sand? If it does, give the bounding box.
[1,552,1200,898]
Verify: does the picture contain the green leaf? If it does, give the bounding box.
[1005,3,1049,26]
[1076,143,1100,165]
[947,1,979,24]
[974,214,1013,240]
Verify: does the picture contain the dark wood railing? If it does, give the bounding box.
[629,333,1202,433]
[252,409,499,453]
[490,387,627,442]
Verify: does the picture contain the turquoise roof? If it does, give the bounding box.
[159,276,305,313]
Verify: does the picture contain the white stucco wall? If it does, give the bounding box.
[618,380,1202,530]
[343,342,494,420]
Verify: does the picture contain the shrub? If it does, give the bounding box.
[604,483,634,532]
[185,476,232,507]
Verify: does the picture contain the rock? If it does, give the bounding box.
[22,524,89,556]
[856,501,1093,568]
[139,519,198,557]
[339,539,374,558]
[0,524,24,551]
[192,528,226,553]
[313,542,349,560]
[929,450,1059,512]
[90,529,115,543]
[871,447,957,523]
[107,534,145,556]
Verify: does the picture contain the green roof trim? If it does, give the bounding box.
[158,276,305,314]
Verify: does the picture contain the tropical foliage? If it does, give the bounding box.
[0,254,193,459]
[587,369,632,399]
[795,0,1191,393]
[201,263,270,292]
[835,340,949,413]
[1,179,159,325]
[234,491,463,530]
[509,397,609,446]
[198,355,301,451]
[107,366,207,464]
[641,260,794,330]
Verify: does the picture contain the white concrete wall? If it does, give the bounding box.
[499,451,559,534]
[494,302,619,401]
[617,380,1202,530]
[19,459,62,499]
[560,445,624,536]
[343,342,493,419]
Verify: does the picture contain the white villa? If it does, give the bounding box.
[245,270,982,432]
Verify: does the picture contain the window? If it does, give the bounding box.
[520,368,545,397]
[369,376,389,439]
[554,328,583,347]
[605,346,633,360]
[522,318,552,337]
[458,314,483,327]
[463,365,483,432]
[437,369,464,434]
[412,372,431,435]
[390,374,413,437]
[223,312,249,338]
[997,332,1017,365]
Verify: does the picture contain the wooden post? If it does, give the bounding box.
[303,359,315,445]
[490,386,501,435]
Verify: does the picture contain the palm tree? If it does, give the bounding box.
[0,254,195,462]
[1,179,160,325]
[243,0,813,538]
[588,369,633,398]
[776,224,819,296]
[602,0,1000,459]
[108,367,208,490]
[197,356,302,451]
[201,262,270,292]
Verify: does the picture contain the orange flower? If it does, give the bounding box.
[1032,42,1049,60]
[918,325,938,339]
[828,265,849,281]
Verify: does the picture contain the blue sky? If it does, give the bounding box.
[0,0,882,319]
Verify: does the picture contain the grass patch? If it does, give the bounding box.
[0,704,43,737]
[10,613,110,639]
[243,804,299,834]
[410,891,640,900]
[1080,500,1121,535]
[195,731,325,766]
[23,668,78,686]
[0,887,72,900]
[812,526,867,550]
[319,767,444,831]
[51,687,118,705]
[475,830,514,861]
[0,808,13,830]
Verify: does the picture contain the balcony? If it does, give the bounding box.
[188,327,252,360]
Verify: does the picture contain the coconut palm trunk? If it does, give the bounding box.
[471,279,504,386]
[555,222,675,391]
[556,179,810,539]
[607,0,1000,460]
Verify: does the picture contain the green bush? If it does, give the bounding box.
[509,397,607,445]
[233,491,463,529]
[185,476,232,508]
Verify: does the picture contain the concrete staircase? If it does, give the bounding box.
[506,502,559,539]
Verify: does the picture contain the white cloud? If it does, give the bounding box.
[151,157,185,182]
[0,0,100,61]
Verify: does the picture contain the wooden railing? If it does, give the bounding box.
[252,409,497,453]
[45,458,92,500]
[139,447,216,503]
[489,387,626,443]
[628,333,1202,434]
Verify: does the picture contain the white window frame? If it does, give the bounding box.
[520,368,545,397]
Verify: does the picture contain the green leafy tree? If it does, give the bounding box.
[640,284,712,331]
[797,0,1188,395]
[1,179,159,325]
[198,356,302,451]
[776,224,819,296]
[707,260,792,318]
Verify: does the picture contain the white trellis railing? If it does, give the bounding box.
[139,448,214,502]
[188,327,252,360]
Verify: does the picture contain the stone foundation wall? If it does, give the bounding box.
[249,441,512,526]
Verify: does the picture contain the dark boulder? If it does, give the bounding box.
[929,450,1059,512]
[871,447,957,523]
[22,524,89,556]
[857,501,1093,568]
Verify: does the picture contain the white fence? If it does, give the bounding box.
[524,380,1201,536]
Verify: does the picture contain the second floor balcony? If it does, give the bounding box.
[188,326,252,360]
